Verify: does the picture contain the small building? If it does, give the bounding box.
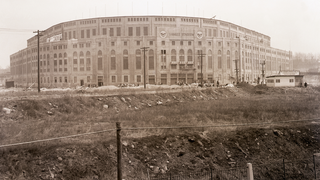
[265,75,304,87]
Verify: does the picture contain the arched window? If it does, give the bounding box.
[187,49,192,62]
[149,49,154,70]
[123,50,128,70]
[179,49,184,62]
[111,50,116,70]
[79,51,84,71]
[98,50,103,70]
[73,52,78,71]
[136,49,141,70]
[58,53,63,72]
[54,54,57,59]
[171,49,176,62]
[86,51,91,71]
[208,50,212,69]
[218,50,222,69]
[64,53,67,71]
[227,50,230,69]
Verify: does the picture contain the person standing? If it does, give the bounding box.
[304,82,307,88]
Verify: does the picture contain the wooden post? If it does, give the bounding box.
[247,163,254,180]
[314,155,316,180]
[210,168,213,180]
[283,159,286,180]
[116,122,122,180]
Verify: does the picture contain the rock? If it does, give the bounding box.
[188,136,195,142]
[228,162,236,167]
[147,103,152,107]
[160,169,166,173]
[103,105,109,109]
[121,97,126,102]
[273,130,283,136]
[98,98,103,101]
[47,111,53,115]
[2,107,11,114]
[149,166,154,169]
[58,157,62,161]
[123,141,128,146]
[153,166,160,173]
[156,101,163,105]
[131,144,134,148]
[197,140,204,147]
[177,151,185,157]
[135,107,138,110]
[128,105,131,108]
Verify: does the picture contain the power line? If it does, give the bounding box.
[0,128,115,148]
[0,28,35,32]
[0,118,319,148]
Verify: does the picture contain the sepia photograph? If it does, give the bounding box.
[0,0,320,179]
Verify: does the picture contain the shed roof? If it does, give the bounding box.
[266,75,304,78]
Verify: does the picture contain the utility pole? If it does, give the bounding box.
[260,60,265,84]
[233,59,239,84]
[140,47,149,89]
[33,30,44,93]
[116,122,122,180]
[198,50,206,87]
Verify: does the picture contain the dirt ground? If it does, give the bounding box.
[0,84,320,180]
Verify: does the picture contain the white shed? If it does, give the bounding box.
[265,75,304,87]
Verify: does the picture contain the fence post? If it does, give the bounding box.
[247,163,254,180]
[283,159,286,180]
[170,173,171,180]
[211,168,213,180]
[116,122,122,180]
[314,155,316,180]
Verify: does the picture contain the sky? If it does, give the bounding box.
[0,0,319,69]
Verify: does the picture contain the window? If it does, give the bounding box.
[136,27,140,36]
[180,41,183,46]
[81,30,84,38]
[124,75,128,82]
[179,49,184,62]
[172,41,175,46]
[86,51,91,71]
[137,41,140,45]
[111,50,116,70]
[117,27,121,36]
[97,50,102,70]
[86,29,90,38]
[187,50,192,62]
[218,50,222,69]
[276,79,280,83]
[111,42,115,46]
[110,28,114,36]
[162,41,165,46]
[171,49,176,62]
[87,76,90,83]
[208,42,211,46]
[123,50,128,70]
[143,27,148,36]
[149,41,153,45]
[188,41,191,46]
[289,79,294,83]
[65,77,67,83]
[103,28,107,35]
[218,42,222,46]
[149,49,154,70]
[198,41,202,46]
[98,42,101,47]
[208,50,212,69]
[136,49,141,70]
[74,76,77,83]
[227,50,230,69]
[112,76,116,82]
[124,41,127,46]
[55,77,57,83]
[80,51,84,71]
[137,75,141,82]
[92,29,96,36]
[129,27,133,36]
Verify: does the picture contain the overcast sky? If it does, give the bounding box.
[0,0,319,68]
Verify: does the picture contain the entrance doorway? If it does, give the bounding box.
[80,80,84,86]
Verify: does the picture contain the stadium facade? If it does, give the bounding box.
[10,15,293,87]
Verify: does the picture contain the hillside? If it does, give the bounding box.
[1,84,320,179]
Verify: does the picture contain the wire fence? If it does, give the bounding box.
[150,167,248,180]
[149,156,320,180]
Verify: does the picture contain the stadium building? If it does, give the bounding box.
[10,15,293,87]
